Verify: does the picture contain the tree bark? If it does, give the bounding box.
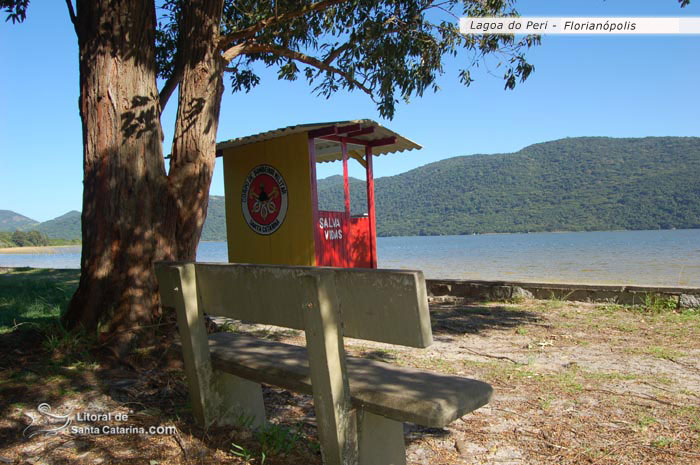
[62,0,227,354]
[62,0,175,352]
[168,0,225,259]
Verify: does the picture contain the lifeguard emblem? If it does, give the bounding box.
[241,164,288,235]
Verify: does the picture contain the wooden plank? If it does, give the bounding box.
[319,135,396,147]
[193,263,433,347]
[319,135,368,146]
[308,137,322,266]
[365,146,377,269]
[342,141,351,268]
[308,125,337,138]
[368,136,396,147]
[349,151,367,168]
[346,127,375,138]
[337,123,361,134]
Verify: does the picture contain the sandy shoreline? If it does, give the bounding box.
[0,245,80,255]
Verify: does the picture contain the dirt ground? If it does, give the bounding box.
[1,297,699,464]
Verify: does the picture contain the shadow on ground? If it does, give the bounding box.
[429,302,544,335]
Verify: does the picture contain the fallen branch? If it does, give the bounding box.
[491,407,528,419]
[666,357,700,374]
[585,388,686,408]
[641,445,700,458]
[639,381,676,394]
[461,347,521,364]
[171,425,188,459]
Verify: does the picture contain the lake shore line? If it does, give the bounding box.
[0,245,80,255]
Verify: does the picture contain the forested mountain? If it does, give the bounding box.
[0,210,81,241]
[317,136,700,236]
[35,211,82,240]
[200,196,226,241]
[0,210,39,231]
[4,136,699,242]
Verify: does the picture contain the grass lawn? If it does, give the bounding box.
[0,267,79,333]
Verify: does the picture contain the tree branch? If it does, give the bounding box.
[219,0,348,50]
[64,0,78,35]
[159,70,181,112]
[323,42,352,65]
[225,43,374,98]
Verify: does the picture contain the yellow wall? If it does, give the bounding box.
[222,132,316,266]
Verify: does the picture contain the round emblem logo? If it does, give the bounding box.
[241,164,288,235]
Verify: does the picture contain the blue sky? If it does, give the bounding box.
[1,0,698,222]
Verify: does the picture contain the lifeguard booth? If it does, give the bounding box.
[216,120,421,268]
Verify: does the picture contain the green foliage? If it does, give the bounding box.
[230,443,255,462]
[1,0,29,23]
[257,422,303,457]
[42,324,89,354]
[157,0,540,119]
[0,229,50,247]
[230,422,304,464]
[641,293,679,313]
[11,229,49,247]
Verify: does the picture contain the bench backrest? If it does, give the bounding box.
[156,262,433,348]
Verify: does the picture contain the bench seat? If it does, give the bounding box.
[209,332,493,428]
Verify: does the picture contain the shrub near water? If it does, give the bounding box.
[0,230,49,248]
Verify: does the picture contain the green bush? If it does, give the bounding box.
[9,229,50,247]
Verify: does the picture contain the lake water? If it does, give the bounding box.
[1,229,699,287]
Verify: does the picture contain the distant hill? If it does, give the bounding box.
[4,136,699,241]
[317,136,700,236]
[35,211,81,240]
[201,196,226,241]
[317,175,369,215]
[0,210,39,231]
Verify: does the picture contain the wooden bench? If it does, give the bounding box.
[155,262,493,465]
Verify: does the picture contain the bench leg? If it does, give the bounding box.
[158,263,266,429]
[303,273,359,465]
[358,411,406,465]
[212,371,266,429]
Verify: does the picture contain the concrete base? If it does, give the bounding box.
[426,278,700,307]
[358,411,406,465]
[213,371,266,429]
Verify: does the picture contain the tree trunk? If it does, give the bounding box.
[168,0,225,259]
[62,0,175,352]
